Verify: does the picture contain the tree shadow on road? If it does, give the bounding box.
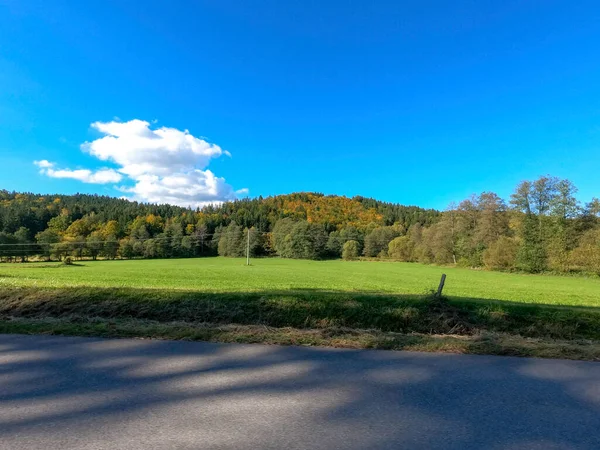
[1,334,599,449]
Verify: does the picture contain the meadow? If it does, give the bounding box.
[1,258,600,360]
[1,257,599,306]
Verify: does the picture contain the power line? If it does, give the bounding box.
[0,229,357,247]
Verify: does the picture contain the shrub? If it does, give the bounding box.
[483,236,518,270]
[342,240,360,260]
[387,236,414,261]
[569,229,600,275]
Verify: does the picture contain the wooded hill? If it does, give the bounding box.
[0,190,437,259]
[0,178,599,275]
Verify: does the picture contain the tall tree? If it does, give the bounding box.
[548,179,580,270]
[217,222,245,257]
[475,192,509,247]
[510,177,562,272]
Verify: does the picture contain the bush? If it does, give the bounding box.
[326,226,364,258]
[342,240,359,260]
[569,229,600,275]
[456,257,470,268]
[483,236,518,270]
[387,236,414,261]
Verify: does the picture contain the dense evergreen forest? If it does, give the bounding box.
[1,176,599,275]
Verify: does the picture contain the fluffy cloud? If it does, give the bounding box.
[34,159,54,169]
[118,170,237,206]
[35,120,244,207]
[34,160,122,184]
[82,119,230,178]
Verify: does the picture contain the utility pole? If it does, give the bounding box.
[246,228,250,266]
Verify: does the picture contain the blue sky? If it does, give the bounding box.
[1,0,599,209]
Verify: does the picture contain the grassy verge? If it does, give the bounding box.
[2,286,600,360]
[2,316,599,361]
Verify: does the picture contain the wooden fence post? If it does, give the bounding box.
[436,274,446,298]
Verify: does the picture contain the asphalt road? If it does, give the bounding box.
[1,334,599,449]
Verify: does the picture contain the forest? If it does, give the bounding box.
[0,176,598,275]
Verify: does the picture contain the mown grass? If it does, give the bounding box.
[1,258,599,360]
[1,257,599,306]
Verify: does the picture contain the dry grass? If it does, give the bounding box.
[2,316,599,361]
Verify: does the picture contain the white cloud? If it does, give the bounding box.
[35,119,246,207]
[82,119,226,178]
[34,159,54,169]
[35,162,123,184]
[49,168,123,184]
[118,170,237,207]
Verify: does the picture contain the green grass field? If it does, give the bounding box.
[1,258,600,360]
[1,257,599,306]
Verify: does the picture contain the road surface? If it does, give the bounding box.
[1,334,599,449]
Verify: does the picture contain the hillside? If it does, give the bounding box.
[0,190,439,261]
[0,177,598,277]
[0,190,439,237]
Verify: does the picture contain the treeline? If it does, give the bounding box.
[1,180,598,275]
[382,177,599,275]
[0,190,437,261]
